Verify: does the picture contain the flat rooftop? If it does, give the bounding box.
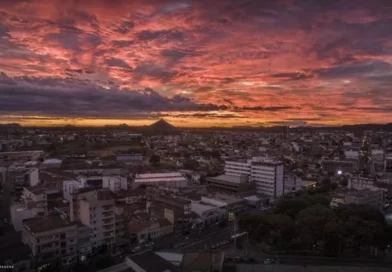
[23,215,76,233]
[207,174,244,184]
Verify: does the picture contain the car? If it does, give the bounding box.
[131,246,141,253]
[264,259,274,264]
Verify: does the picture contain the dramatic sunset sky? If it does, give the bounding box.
[0,0,392,127]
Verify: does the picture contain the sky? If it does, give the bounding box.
[0,0,392,127]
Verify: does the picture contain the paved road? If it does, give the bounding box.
[153,221,237,251]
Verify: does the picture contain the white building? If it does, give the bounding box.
[63,180,84,202]
[78,189,115,249]
[251,160,284,199]
[223,157,285,199]
[344,150,359,160]
[40,158,62,169]
[134,172,188,188]
[102,176,128,193]
[224,160,251,177]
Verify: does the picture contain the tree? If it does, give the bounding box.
[296,205,335,249]
[149,154,160,165]
[265,214,296,250]
[273,197,309,219]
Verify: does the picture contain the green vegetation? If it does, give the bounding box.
[238,195,392,257]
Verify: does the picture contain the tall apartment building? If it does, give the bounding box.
[77,189,115,249]
[22,215,78,266]
[223,157,284,199]
[251,161,284,199]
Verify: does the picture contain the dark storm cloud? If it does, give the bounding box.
[104,58,132,69]
[115,21,134,34]
[161,49,187,59]
[111,40,134,48]
[136,29,184,41]
[44,32,80,50]
[236,106,296,111]
[316,60,392,79]
[0,73,226,117]
[270,72,314,81]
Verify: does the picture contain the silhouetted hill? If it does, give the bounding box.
[149,119,177,131]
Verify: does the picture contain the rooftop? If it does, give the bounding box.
[23,215,76,233]
[207,174,244,184]
[126,251,181,272]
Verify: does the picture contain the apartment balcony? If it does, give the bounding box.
[102,211,114,218]
[102,204,114,211]
[103,223,115,231]
[102,217,114,224]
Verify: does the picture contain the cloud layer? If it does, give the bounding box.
[0,0,392,126]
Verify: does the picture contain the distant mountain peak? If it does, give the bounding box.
[149,119,176,130]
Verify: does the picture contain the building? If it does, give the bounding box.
[251,160,284,199]
[128,218,173,243]
[102,176,128,193]
[134,172,188,188]
[206,174,255,196]
[224,159,251,177]
[97,251,181,272]
[322,160,358,175]
[77,174,103,189]
[22,215,78,266]
[78,189,115,249]
[181,251,225,272]
[77,224,92,258]
[345,150,360,160]
[0,151,43,164]
[221,157,284,199]
[5,164,39,194]
[116,154,143,163]
[11,201,46,232]
[190,201,227,227]
[201,194,246,216]
[330,188,385,210]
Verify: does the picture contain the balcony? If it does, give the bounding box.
[102,217,114,224]
[102,204,113,210]
[103,223,114,231]
[102,211,114,218]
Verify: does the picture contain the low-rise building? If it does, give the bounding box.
[206,174,255,196]
[11,201,45,232]
[330,188,385,210]
[102,175,128,193]
[22,215,78,266]
[134,172,188,188]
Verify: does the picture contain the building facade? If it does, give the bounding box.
[78,189,115,249]
[22,215,78,267]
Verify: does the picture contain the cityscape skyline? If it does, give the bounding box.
[1,0,392,127]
